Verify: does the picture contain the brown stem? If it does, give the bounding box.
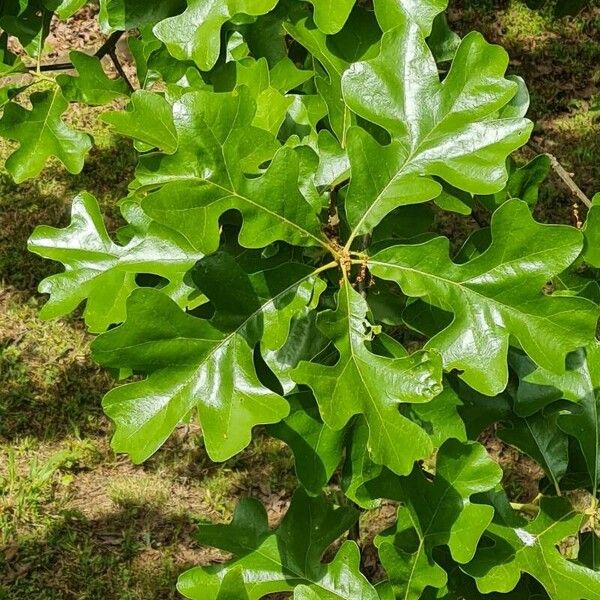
[347,519,360,543]
[356,234,372,298]
[109,48,134,92]
[94,31,124,59]
[27,31,128,76]
[528,140,592,209]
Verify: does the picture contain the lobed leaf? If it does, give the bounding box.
[350,440,500,598]
[342,16,532,237]
[369,200,598,395]
[153,0,278,71]
[293,280,443,475]
[57,51,130,105]
[92,254,326,463]
[177,489,378,599]
[465,496,600,599]
[28,192,201,333]
[101,90,179,153]
[138,88,327,252]
[0,89,91,182]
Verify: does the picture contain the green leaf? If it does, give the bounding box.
[28,192,202,333]
[371,440,502,600]
[92,253,326,463]
[341,418,383,510]
[341,18,532,236]
[269,57,314,93]
[303,0,355,35]
[369,200,598,395]
[139,88,327,252]
[268,392,345,495]
[465,496,600,599]
[0,89,91,182]
[483,154,551,209]
[509,343,600,496]
[374,0,448,36]
[263,310,329,394]
[215,569,250,600]
[234,57,294,135]
[579,532,600,571]
[427,12,460,61]
[50,0,87,19]
[100,0,186,30]
[177,489,378,599]
[153,0,278,71]
[583,192,600,267]
[409,385,468,449]
[101,90,178,154]
[498,410,568,496]
[510,349,583,417]
[285,8,381,144]
[0,0,51,58]
[56,51,130,105]
[556,343,600,496]
[0,32,26,76]
[370,334,467,448]
[293,280,443,475]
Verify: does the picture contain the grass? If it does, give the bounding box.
[1,1,599,598]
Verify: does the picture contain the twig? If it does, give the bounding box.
[528,139,592,209]
[36,61,74,72]
[94,31,124,59]
[27,30,125,74]
[108,48,134,92]
[356,234,372,298]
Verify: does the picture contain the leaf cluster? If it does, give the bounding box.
[2,1,600,598]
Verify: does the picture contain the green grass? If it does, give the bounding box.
[1,2,599,598]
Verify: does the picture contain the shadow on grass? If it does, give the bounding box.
[0,507,199,600]
[450,0,600,201]
[0,350,110,442]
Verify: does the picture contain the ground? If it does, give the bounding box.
[0,1,599,598]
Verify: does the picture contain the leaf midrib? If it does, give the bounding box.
[368,254,578,342]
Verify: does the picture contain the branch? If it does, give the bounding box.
[37,61,74,72]
[27,30,125,74]
[94,31,123,59]
[356,234,372,298]
[528,139,592,209]
[108,48,134,92]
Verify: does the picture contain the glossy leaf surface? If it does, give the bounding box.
[341,16,532,236]
[139,88,326,251]
[15,4,600,599]
[154,0,278,70]
[293,281,443,475]
[370,200,598,395]
[92,254,325,462]
[177,489,378,599]
[0,89,91,182]
[466,496,600,598]
[373,440,502,600]
[28,192,202,333]
[56,51,130,105]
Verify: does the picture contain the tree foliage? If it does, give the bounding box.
[2,0,599,598]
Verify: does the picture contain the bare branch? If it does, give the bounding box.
[528,139,592,209]
[27,31,125,74]
[108,48,134,92]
